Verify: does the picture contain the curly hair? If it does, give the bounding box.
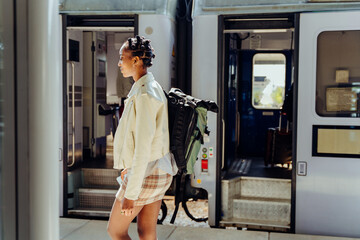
[125,35,155,68]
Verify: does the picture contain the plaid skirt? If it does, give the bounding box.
[115,171,172,206]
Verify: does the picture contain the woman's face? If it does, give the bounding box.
[118,46,134,78]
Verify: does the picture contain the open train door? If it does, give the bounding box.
[297,11,360,238]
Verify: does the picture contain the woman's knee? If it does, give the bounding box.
[107,228,129,240]
[107,221,117,237]
[107,219,128,239]
[137,225,156,240]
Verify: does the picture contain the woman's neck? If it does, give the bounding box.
[133,68,148,82]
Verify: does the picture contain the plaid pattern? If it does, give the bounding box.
[116,170,172,206]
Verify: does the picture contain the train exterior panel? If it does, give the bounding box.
[192,0,360,238]
[297,11,360,236]
[191,14,219,226]
[138,14,176,91]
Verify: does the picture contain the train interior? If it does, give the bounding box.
[66,24,134,217]
[221,16,295,231]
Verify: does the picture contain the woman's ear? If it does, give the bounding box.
[134,56,140,64]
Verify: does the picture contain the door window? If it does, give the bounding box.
[252,53,286,109]
[316,30,360,117]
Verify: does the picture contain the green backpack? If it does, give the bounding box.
[185,107,208,174]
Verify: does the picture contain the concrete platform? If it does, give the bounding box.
[60,218,360,240]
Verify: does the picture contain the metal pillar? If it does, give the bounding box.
[28,0,61,239]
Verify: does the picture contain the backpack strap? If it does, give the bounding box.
[170,171,187,224]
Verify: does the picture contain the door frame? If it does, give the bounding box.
[60,14,138,216]
[217,13,299,232]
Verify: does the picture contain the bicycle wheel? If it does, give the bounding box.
[157,200,167,224]
[182,199,208,222]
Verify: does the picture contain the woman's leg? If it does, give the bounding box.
[137,200,162,240]
[107,199,143,240]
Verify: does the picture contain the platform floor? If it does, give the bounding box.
[60,218,360,240]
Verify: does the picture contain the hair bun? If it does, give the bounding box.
[126,35,155,68]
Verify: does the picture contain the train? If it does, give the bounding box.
[57,0,360,238]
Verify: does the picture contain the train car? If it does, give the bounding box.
[58,0,360,238]
[3,0,360,239]
[190,0,360,238]
[59,0,177,218]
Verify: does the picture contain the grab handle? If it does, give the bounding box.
[67,61,76,167]
[222,119,225,169]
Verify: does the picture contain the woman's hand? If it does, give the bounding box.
[121,168,128,181]
[121,198,135,216]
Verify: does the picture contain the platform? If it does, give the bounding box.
[60,218,360,240]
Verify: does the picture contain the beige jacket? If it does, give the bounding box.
[113,72,170,200]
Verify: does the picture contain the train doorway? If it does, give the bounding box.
[60,9,176,218]
[63,15,136,217]
[219,15,296,232]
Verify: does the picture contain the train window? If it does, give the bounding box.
[313,125,360,158]
[252,53,286,109]
[316,30,360,117]
[60,0,176,19]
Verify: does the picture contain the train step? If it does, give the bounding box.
[233,197,291,224]
[78,188,117,210]
[239,177,291,199]
[220,217,290,232]
[222,176,291,228]
[68,208,111,218]
[82,168,119,189]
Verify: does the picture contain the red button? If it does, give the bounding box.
[201,159,208,170]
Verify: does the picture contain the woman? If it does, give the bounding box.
[107,36,177,240]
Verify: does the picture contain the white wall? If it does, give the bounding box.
[139,14,175,91]
[106,33,118,97]
[106,32,132,100]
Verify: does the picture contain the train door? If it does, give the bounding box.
[220,15,295,232]
[297,11,360,238]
